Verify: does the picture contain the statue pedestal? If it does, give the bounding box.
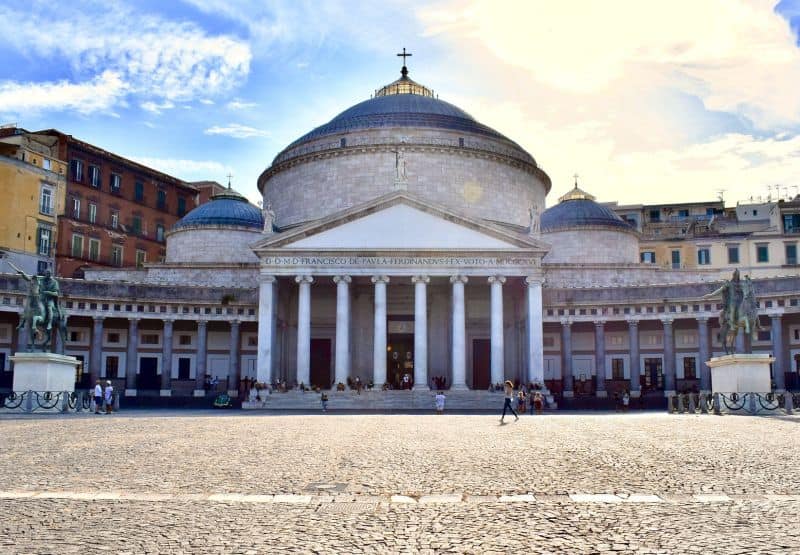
[10,352,79,393]
[707,354,773,394]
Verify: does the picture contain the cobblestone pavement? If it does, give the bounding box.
[0,412,798,553]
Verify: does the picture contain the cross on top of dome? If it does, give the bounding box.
[558,174,597,203]
[374,48,435,98]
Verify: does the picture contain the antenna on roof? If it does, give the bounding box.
[715,189,725,203]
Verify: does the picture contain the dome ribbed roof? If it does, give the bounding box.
[541,186,632,233]
[172,189,263,231]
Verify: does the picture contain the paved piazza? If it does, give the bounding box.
[1,412,799,554]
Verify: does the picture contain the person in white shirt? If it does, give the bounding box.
[104,380,114,414]
[435,392,446,414]
[93,381,103,414]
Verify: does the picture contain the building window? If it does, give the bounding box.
[178,357,191,380]
[757,330,771,342]
[683,357,697,379]
[157,189,167,210]
[70,159,84,182]
[88,239,100,261]
[649,209,660,222]
[88,203,97,224]
[37,227,51,256]
[756,244,769,263]
[677,209,689,219]
[783,214,800,234]
[136,249,146,267]
[753,209,758,216]
[611,358,625,380]
[141,333,159,345]
[671,250,681,269]
[640,251,656,264]
[69,330,84,342]
[697,248,711,265]
[71,198,81,219]
[786,244,798,265]
[37,260,50,275]
[107,332,121,344]
[134,181,144,202]
[156,224,165,242]
[179,335,192,346]
[109,173,121,193]
[110,210,119,229]
[89,165,100,188]
[111,245,123,266]
[39,185,54,215]
[131,216,142,236]
[177,197,187,216]
[727,245,739,264]
[71,234,84,258]
[42,158,51,171]
[105,356,119,379]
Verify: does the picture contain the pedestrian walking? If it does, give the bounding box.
[500,380,519,423]
[93,380,103,414]
[104,380,114,414]
[321,391,329,412]
[435,391,446,414]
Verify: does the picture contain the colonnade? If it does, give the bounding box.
[256,274,545,390]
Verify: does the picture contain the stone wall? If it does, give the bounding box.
[85,265,259,288]
[542,228,639,264]
[262,128,547,229]
[166,227,262,264]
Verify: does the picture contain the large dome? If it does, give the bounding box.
[172,189,263,231]
[541,189,631,233]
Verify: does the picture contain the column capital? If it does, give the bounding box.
[659,316,674,326]
[371,275,390,284]
[196,319,208,328]
[525,275,544,286]
[92,316,105,324]
[560,318,572,327]
[128,316,141,324]
[768,311,783,320]
[230,319,241,327]
[259,275,277,284]
[593,320,606,328]
[295,274,314,284]
[487,275,506,285]
[625,318,639,326]
[332,275,352,284]
[411,275,430,284]
[696,316,709,324]
[449,275,468,284]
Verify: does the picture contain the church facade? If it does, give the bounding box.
[1,66,799,403]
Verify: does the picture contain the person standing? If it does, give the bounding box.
[93,381,103,414]
[435,391,446,414]
[500,380,519,423]
[104,380,114,414]
[622,390,630,413]
[533,391,544,415]
[321,391,329,413]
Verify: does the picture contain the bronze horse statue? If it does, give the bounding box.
[706,271,763,354]
[12,263,67,352]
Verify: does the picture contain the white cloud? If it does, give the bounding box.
[204,123,269,138]
[131,157,232,179]
[226,99,258,110]
[199,99,215,105]
[0,2,251,114]
[140,100,176,114]
[0,71,125,115]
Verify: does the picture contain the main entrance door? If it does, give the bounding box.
[643,357,664,392]
[472,339,490,390]
[310,338,332,389]
[138,357,159,390]
[387,333,414,389]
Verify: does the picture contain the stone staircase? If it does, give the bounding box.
[242,390,543,411]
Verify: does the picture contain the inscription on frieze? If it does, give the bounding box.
[261,256,539,267]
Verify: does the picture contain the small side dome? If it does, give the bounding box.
[172,189,264,231]
[541,183,639,264]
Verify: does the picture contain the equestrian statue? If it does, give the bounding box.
[704,269,763,354]
[8,261,67,352]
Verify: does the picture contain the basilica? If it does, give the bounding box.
[1,64,798,407]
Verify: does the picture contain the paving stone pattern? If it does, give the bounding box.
[0,413,798,553]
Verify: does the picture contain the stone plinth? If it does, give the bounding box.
[707,354,773,394]
[10,352,79,392]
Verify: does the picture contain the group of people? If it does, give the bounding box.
[501,381,545,423]
[92,380,114,414]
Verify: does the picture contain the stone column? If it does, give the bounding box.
[628,319,640,396]
[125,318,139,395]
[256,276,276,386]
[371,275,389,387]
[662,318,676,396]
[160,319,174,396]
[333,275,351,387]
[488,276,506,387]
[526,276,545,386]
[194,320,207,396]
[594,320,607,397]
[89,316,104,386]
[771,313,785,391]
[228,320,241,395]
[561,319,573,397]
[295,275,313,388]
[697,317,711,394]
[450,275,468,390]
[412,275,429,390]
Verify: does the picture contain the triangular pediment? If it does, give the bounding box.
[252,193,550,253]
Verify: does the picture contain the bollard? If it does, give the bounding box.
[748,393,757,414]
[667,394,674,414]
[713,393,721,415]
[700,394,708,414]
[114,393,120,412]
[785,393,794,415]
[60,391,70,413]
[688,394,696,414]
[25,390,33,413]
[74,391,82,413]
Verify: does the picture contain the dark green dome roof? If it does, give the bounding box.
[172,190,263,231]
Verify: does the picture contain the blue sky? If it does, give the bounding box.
[1,0,799,207]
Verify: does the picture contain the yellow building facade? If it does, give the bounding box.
[0,129,67,275]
